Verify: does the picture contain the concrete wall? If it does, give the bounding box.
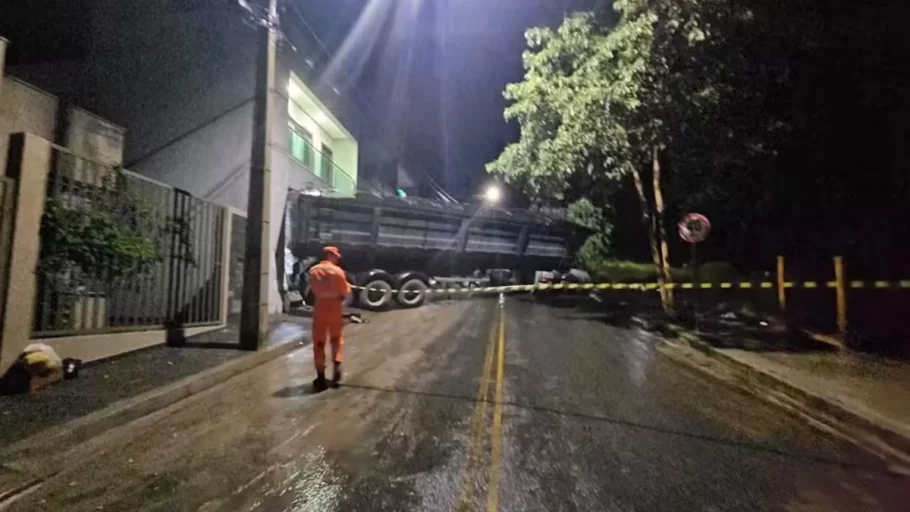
[0,76,57,173]
[4,2,366,314]
[0,134,229,373]
[131,101,254,211]
[0,73,125,175]
[65,107,125,167]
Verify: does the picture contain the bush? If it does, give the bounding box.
[39,168,194,290]
[695,261,741,282]
[588,260,663,283]
[586,260,740,284]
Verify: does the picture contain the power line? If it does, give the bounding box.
[285,2,388,143]
[284,2,465,202]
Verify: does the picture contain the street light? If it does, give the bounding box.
[484,184,502,204]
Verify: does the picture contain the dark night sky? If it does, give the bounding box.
[295,0,602,199]
[0,0,601,200]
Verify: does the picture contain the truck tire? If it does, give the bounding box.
[358,278,393,310]
[396,278,429,308]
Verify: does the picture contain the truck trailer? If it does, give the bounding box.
[286,192,585,310]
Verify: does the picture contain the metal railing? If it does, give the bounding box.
[287,130,356,197]
[33,146,226,337]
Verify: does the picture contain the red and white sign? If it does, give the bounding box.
[679,213,711,244]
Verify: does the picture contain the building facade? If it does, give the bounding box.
[8,1,364,314]
[1,37,126,176]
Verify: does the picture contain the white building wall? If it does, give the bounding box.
[333,138,358,195]
[288,100,334,156]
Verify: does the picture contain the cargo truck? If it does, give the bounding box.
[286,192,584,310]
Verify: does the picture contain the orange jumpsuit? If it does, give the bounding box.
[308,259,351,372]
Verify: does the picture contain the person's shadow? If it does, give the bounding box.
[273,381,339,397]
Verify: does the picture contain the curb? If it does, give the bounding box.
[658,335,910,473]
[0,338,306,500]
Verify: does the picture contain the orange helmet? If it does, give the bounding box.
[323,246,341,259]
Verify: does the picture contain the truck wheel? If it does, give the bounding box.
[359,278,393,310]
[396,278,428,308]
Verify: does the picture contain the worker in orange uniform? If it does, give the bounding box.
[307,246,351,392]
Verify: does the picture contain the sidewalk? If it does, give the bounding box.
[0,316,311,448]
[714,348,910,449]
[659,316,910,469]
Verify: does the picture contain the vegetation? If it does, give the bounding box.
[488,1,771,309]
[585,259,739,284]
[489,0,910,298]
[39,168,193,291]
[567,198,611,273]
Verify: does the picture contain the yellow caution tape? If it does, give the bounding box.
[345,279,910,295]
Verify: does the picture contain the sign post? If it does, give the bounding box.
[678,213,711,330]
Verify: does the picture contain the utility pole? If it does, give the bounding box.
[240,0,278,350]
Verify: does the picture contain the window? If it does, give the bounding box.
[288,121,314,169]
[321,144,334,186]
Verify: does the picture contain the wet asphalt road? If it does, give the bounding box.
[9,296,908,511]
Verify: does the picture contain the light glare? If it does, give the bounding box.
[484,185,502,204]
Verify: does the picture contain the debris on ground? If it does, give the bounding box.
[347,313,367,324]
[0,343,80,395]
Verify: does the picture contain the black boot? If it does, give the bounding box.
[312,372,328,393]
[331,363,342,388]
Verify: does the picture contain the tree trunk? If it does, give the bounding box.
[652,145,674,312]
[631,168,668,308]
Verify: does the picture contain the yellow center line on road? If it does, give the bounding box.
[456,294,509,512]
[456,305,498,511]
[486,297,507,512]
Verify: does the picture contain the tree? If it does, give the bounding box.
[488,0,780,310]
[39,167,194,290]
[567,198,612,271]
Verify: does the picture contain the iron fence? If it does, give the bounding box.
[33,146,226,337]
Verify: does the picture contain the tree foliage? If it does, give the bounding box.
[488,0,781,308]
[567,198,612,270]
[39,168,194,290]
[495,0,785,196]
[493,0,910,275]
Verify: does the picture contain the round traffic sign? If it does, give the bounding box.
[679,213,711,244]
